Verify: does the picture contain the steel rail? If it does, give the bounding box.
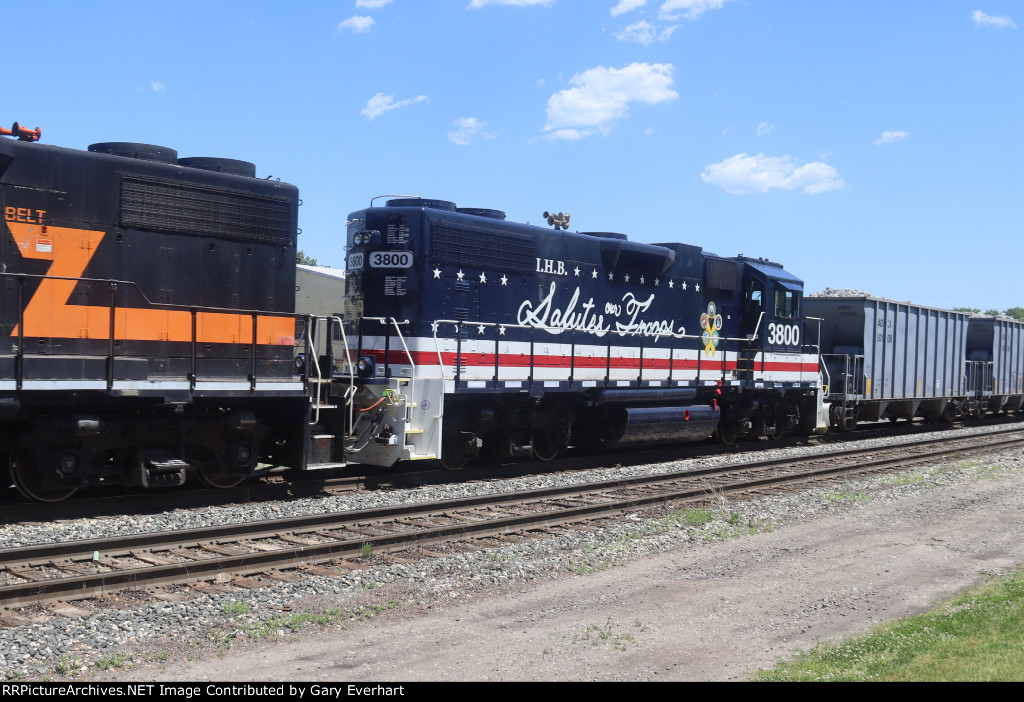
[0,428,1020,608]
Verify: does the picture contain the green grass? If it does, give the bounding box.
[753,569,1024,681]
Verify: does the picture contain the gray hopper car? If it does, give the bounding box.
[966,316,1024,414]
[805,296,971,429]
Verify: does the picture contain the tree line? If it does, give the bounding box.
[954,307,1024,321]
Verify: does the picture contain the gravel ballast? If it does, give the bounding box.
[1,422,1022,681]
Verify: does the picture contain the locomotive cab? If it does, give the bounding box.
[737,256,805,353]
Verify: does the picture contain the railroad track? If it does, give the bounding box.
[0,426,1021,610]
[3,416,1013,524]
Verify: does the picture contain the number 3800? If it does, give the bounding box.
[767,323,800,347]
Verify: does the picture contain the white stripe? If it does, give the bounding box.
[21,380,107,390]
[194,382,252,391]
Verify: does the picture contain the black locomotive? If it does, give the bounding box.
[0,130,315,500]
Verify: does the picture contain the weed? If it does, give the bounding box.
[681,507,715,526]
[825,488,869,503]
[94,653,132,672]
[572,617,641,651]
[361,542,373,558]
[221,600,251,616]
[54,657,82,677]
[887,472,926,487]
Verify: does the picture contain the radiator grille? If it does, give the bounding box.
[120,175,294,245]
[432,222,535,274]
[704,258,739,292]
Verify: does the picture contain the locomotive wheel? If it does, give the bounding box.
[10,446,79,502]
[764,419,785,440]
[715,421,740,445]
[530,429,560,462]
[435,457,468,471]
[196,463,246,489]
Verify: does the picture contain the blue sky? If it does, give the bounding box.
[5,0,1021,311]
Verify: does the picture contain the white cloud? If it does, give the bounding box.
[339,16,375,32]
[701,153,845,195]
[150,80,165,92]
[469,0,553,7]
[615,20,678,45]
[873,130,909,146]
[659,0,731,21]
[447,117,496,145]
[543,62,678,140]
[972,10,1017,29]
[756,121,775,136]
[356,0,393,7]
[361,93,429,120]
[611,0,647,15]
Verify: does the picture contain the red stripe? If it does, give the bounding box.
[359,349,817,374]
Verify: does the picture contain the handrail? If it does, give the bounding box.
[0,270,297,319]
[306,319,325,426]
[387,317,417,414]
[4,269,300,391]
[328,316,357,432]
[749,311,765,341]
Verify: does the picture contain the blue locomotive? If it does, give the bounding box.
[334,198,827,469]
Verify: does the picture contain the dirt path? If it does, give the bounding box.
[114,471,1024,681]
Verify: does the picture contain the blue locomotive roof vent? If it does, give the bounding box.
[385,198,457,211]
[456,208,506,220]
[88,142,178,164]
[179,157,257,178]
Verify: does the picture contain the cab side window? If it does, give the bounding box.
[775,288,796,319]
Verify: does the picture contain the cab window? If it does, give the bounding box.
[775,288,796,319]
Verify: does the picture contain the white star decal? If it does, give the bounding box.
[430,322,439,333]
[499,326,506,336]
[592,269,598,279]
[668,280,674,289]
[433,268,441,279]
[624,273,630,283]
[695,283,701,292]
[479,272,487,284]
[477,325,486,335]
[608,272,614,281]
[574,266,581,277]
[500,274,508,286]
[639,275,645,285]
[456,270,465,281]
[654,278,660,287]
[681,281,688,291]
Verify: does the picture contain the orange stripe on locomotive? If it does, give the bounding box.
[6,221,295,346]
